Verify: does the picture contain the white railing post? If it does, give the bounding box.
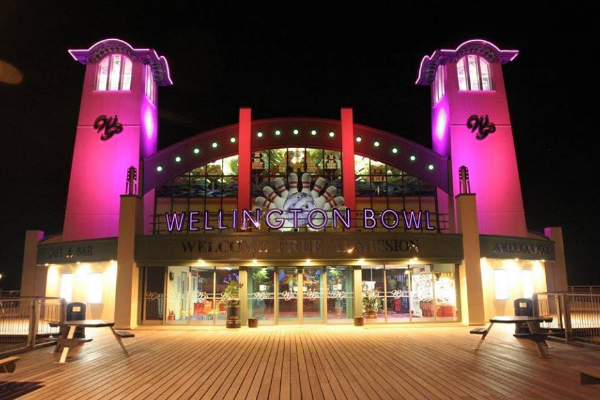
[27,299,39,348]
[562,294,573,342]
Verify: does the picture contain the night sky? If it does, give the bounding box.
[0,3,598,290]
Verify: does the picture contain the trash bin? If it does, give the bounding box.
[66,302,87,338]
[514,298,533,337]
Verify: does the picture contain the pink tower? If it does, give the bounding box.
[63,39,172,240]
[417,40,527,237]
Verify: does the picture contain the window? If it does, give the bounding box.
[494,270,509,300]
[522,270,534,299]
[155,155,239,233]
[96,54,132,91]
[354,155,439,232]
[60,274,73,303]
[456,55,493,91]
[433,65,445,104]
[145,64,156,104]
[88,273,103,304]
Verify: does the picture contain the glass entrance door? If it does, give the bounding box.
[275,266,327,323]
[302,267,323,322]
[277,268,299,322]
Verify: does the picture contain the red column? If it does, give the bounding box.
[237,108,252,229]
[341,108,356,224]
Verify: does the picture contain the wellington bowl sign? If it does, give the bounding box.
[165,173,435,232]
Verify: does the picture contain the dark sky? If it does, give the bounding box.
[0,2,598,290]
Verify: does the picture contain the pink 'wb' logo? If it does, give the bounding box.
[467,114,496,140]
[94,115,123,141]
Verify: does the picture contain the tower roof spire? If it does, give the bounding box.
[415,39,518,86]
[68,38,173,86]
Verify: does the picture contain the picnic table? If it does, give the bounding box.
[472,316,553,357]
[55,320,133,363]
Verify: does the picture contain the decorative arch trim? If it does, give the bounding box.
[68,38,173,86]
[416,39,518,86]
[142,118,449,195]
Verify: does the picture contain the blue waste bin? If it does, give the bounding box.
[66,302,86,338]
[514,298,533,337]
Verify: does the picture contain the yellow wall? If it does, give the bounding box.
[480,258,547,319]
[45,261,118,320]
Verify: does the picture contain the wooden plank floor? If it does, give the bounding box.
[2,324,600,399]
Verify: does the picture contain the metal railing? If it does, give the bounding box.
[0,290,20,298]
[568,286,600,294]
[534,292,600,344]
[0,297,65,356]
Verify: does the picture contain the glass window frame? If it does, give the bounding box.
[494,269,510,300]
[95,54,133,91]
[87,272,103,304]
[60,274,74,303]
[457,54,494,92]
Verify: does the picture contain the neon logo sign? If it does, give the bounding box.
[467,114,496,140]
[164,208,436,232]
[94,114,123,141]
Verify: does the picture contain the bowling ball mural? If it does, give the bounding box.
[255,172,345,230]
[283,192,318,227]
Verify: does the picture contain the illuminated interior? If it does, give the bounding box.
[153,150,441,233]
[96,54,132,91]
[456,54,493,91]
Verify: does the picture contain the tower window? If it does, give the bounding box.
[456,55,492,91]
[145,64,156,104]
[96,54,132,91]
[433,65,445,104]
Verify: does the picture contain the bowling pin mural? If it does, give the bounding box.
[255,196,276,209]
[301,173,311,194]
[262,187,285,209]
[288,173,299,195]
[315,186,337,208]
[323,196,344,211]
[254,171,345,231]
[273,177,289,199]
[311,177,326,198]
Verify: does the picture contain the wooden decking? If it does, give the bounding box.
[2,324,600,399]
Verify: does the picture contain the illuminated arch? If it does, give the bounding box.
[143,118,449,194]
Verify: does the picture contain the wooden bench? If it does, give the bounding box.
[470,324,492,351]
[54,337,93,363]
[114,331,135,339]
[573,366,600,385]
[0,356,19,373]
[56,337,93,351]
[110,329,135,356]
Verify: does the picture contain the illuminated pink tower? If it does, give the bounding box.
[64,39,172,240]
[417,40,527,237]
